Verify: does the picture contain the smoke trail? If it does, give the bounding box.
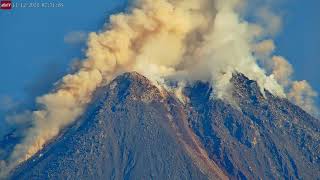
[271,56,293,87]
[270,56,319,116]
[1,0,318,175]
[288,81,319,117]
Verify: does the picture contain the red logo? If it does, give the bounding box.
[1,1,12,10]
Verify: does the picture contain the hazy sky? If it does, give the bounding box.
[0,0,318,122]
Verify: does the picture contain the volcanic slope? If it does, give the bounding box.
[9,72,320,180]
[10,72,226,180]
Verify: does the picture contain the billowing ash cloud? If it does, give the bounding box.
[1,0,318,175]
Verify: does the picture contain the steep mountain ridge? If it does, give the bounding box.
[6,72,320,180]
[185,73,320,179]
[9,72,226,180]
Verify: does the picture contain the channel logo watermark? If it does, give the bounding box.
[1,0,12,10]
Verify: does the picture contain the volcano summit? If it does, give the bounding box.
[7,72,320,180]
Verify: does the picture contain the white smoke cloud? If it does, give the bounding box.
[253,39,275,57]
[248,2,319,116]
[1,0,318,176]
[262,54,319,117]
[271,56,293,87]
[168,0,285,98]
[255,6,282,37]
[288,81,319,117]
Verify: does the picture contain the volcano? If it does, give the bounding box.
[7,72,320,179]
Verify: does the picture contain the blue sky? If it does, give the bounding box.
[275,0,320,92]
[0,0,319,122]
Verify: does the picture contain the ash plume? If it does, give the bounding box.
[1,0,318,176]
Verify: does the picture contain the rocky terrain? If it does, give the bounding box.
[185,74,320,179]
[3,72,320,179]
